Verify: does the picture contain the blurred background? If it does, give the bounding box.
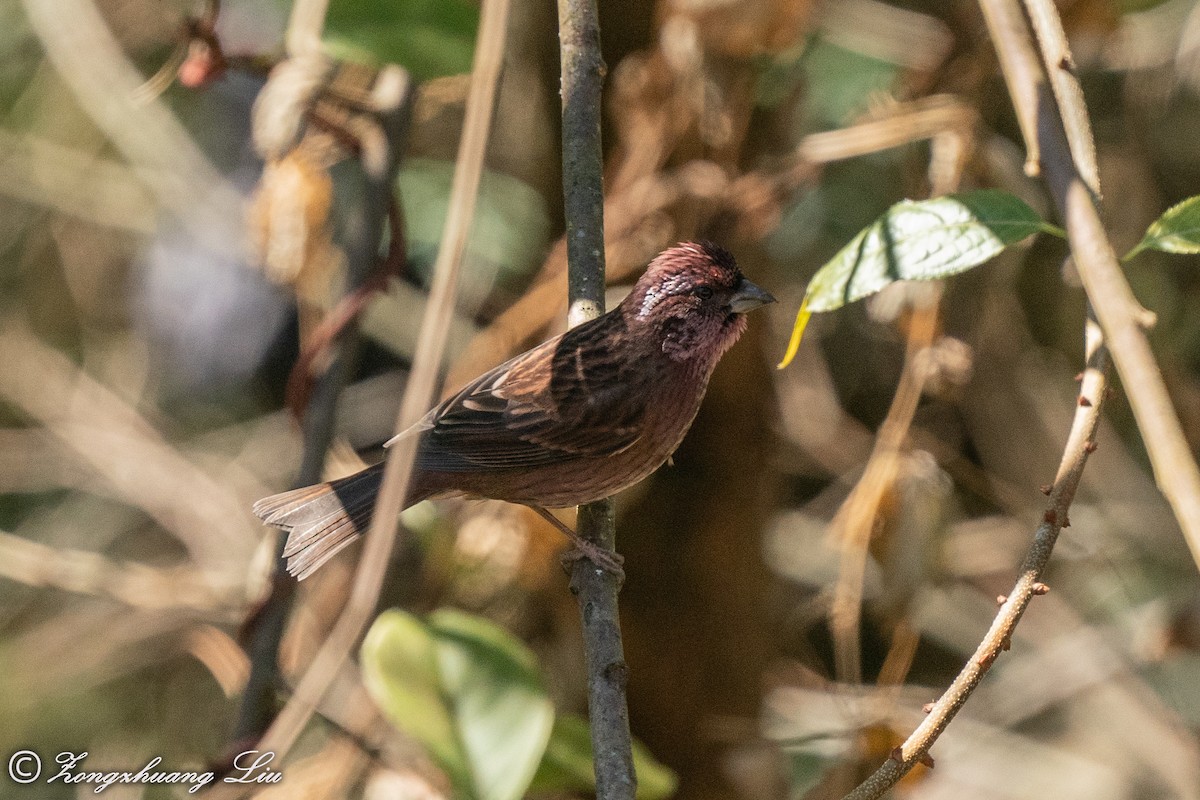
[3,0,1200,797]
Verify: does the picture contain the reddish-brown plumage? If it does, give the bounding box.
[254,241,774,578]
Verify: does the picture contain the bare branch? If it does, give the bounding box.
[994,0,1200,571]
[1021,0,1100,196]
[840,0,1137,792]
[842,311,1109,800]
[556,1,638,800]
[558,0,637,797]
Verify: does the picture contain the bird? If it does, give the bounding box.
[253,241,775,580]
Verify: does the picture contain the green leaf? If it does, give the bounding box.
[804,189,1046,314]
[776,190,1047,369]
[530,713,678,800]
[1126,195,1200,260]
[361,610,472,788]
[429,609,555,800]
[321,0,479,80]
[397,158,552,294]
[362,609,555,800]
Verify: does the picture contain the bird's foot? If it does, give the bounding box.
[530,505,626,582]
[560,541,626,582]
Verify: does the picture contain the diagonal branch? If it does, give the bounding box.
[842,309,1110,800]
[209,0,512,791]
[1012,0,1200,573]
[841,0,1136,794]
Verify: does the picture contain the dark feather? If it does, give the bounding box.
[410,311,651,472]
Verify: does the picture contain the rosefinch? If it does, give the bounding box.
[254,241,774,579]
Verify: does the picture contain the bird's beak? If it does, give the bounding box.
[729,278,776,314]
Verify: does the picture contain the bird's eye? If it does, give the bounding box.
[695,286,714,300]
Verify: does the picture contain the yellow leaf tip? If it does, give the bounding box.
[776,299,811,370]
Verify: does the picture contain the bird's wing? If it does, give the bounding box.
[413,314,651,472]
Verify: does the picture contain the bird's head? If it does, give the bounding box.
[624,242,775,363]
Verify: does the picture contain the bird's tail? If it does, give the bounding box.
[253,463,402,580]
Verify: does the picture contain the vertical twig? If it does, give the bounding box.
[558,1,637,799]
[559,0,607,330]
[1021,0,1100,196]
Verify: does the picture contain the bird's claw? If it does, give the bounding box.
[560,541,625,582]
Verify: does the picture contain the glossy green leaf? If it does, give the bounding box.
[777,190,1048,368]
[803,190,1046,314]
[362,609,555,800]
[1126,195,1200,259]
[530,713,678,800]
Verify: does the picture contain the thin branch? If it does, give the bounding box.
[842,0,1141,792]
[558,0,636,798]
[211,0,512,788]
[560,0,607,329]
[997,0,1200,571]
[1021,0,1100,196]
[843,311,1109,800]
[829,298,941,685]
[977,0,1043,178]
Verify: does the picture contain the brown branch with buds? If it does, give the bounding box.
[841,0,1136,794]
